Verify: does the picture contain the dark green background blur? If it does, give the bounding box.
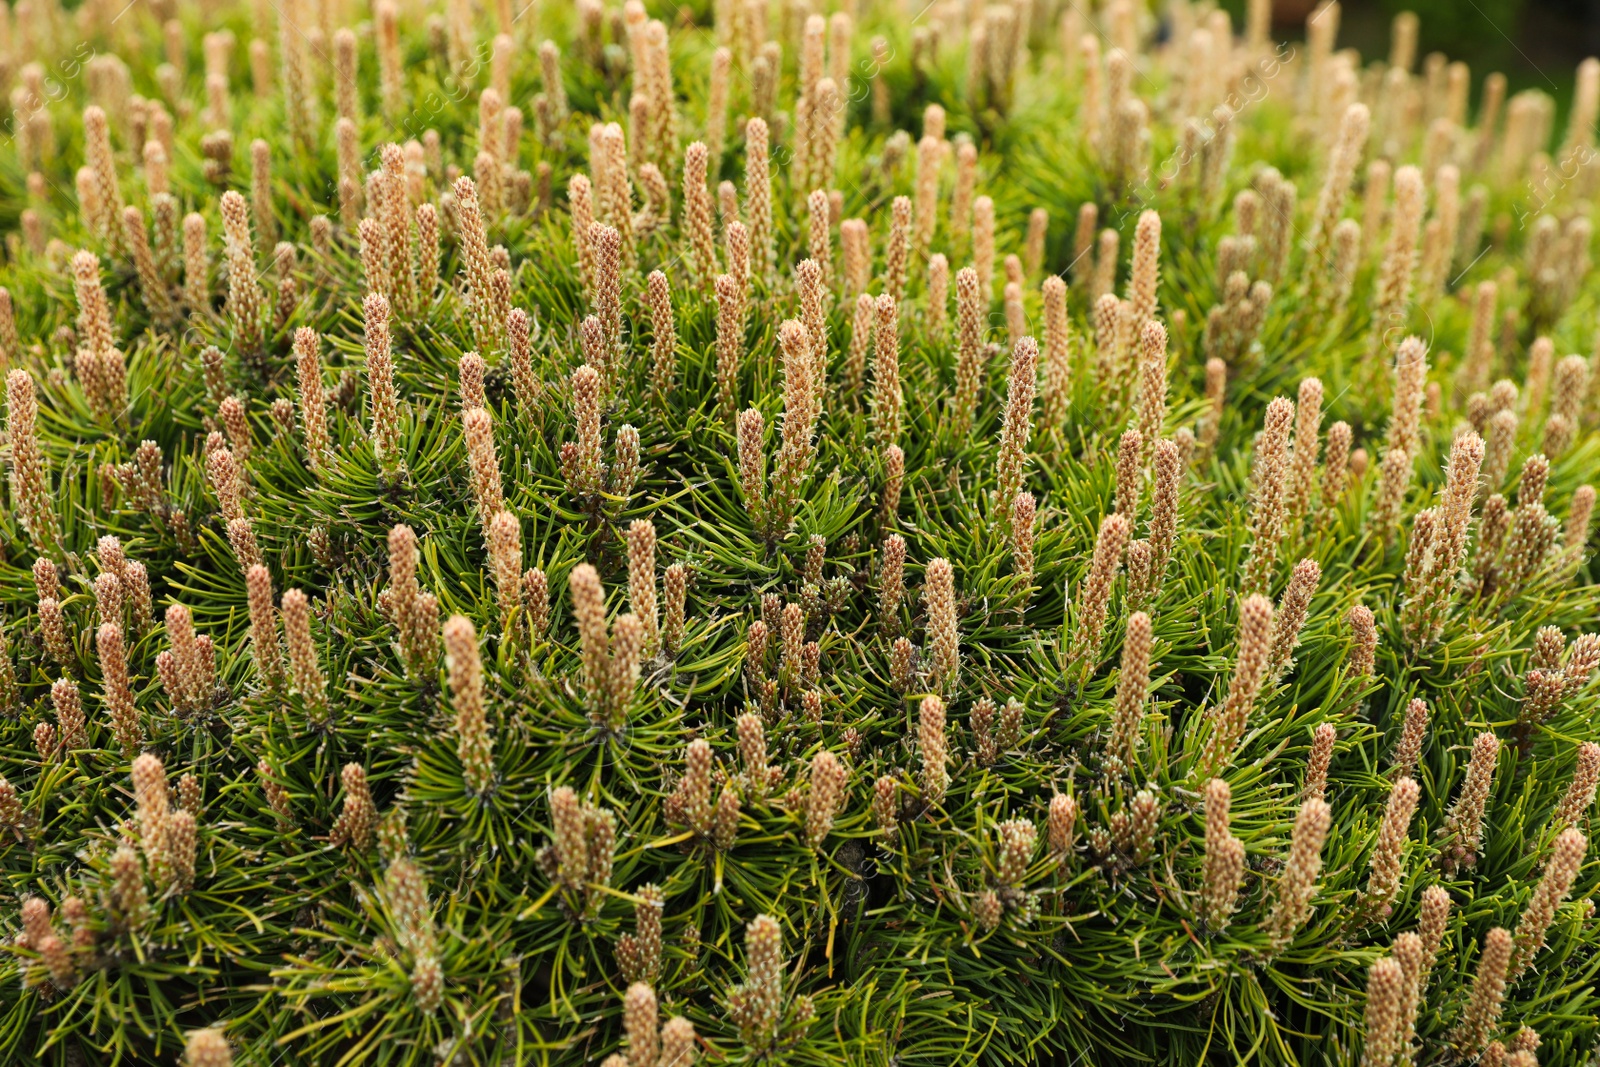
[1227,0,1599,113]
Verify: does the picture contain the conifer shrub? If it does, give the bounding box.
[2,0,1600,1064]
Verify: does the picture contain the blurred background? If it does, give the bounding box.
[1228,0,1600,111]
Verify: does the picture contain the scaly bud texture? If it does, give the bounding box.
[993,337,1038,530]
[6,13,1600,1064]
[444,615,495,794]
[1199,778,1245,930]
[1510,828,1587,979]
[1402,432,1485,648]
[925,559,960,692]
[730,915,785,1052]
[281,590,329,724]
[1263,798,1332,953]
[1359,777,1421,922]
[6,371,61,553]
[1452,927,1513,1056]
[1108,612,1151,769]
[1241,398,1295,596]
[1199,595,1275,776]
[1068,514,1132,682]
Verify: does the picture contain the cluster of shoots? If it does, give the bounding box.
[3,0,1600,1063]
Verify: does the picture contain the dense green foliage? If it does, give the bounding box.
[3,0,1600,1064]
